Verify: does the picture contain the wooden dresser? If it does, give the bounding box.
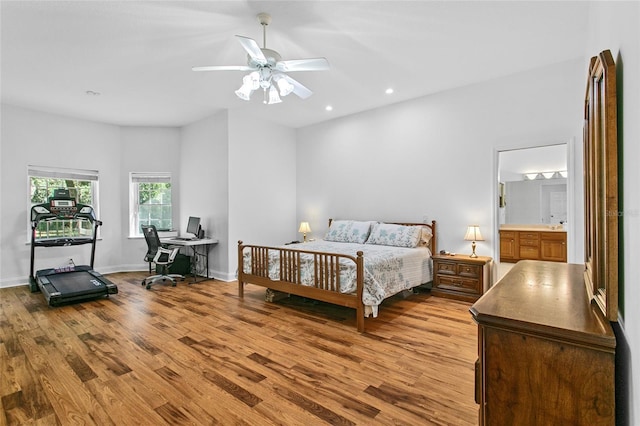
[470,261,615,425]
[499,229,567,263]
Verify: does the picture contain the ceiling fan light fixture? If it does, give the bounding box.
[276,77,294,97]
[268,85,282,104]
[194,13,329,104]
[249,72,260,90]
[235,79,254,101]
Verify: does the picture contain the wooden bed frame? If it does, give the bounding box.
[237,220,436,332]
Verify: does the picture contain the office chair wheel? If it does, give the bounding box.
[146,283,152,290]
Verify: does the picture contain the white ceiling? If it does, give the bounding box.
[1,1,589,129]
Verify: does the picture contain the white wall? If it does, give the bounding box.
[180,110,230,280]
[119,126,181,270]
[228,110,297,276]
[178,109,296,281]
[0,104,181,286]
[586,2,640,423]
[296,58,584,258]
[0,104,296,285]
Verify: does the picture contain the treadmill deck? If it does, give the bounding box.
[32,265,118,306]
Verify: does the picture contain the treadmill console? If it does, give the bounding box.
[31,198,96,223]
[50,199,77,217]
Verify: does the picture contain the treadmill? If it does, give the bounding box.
[29,189,118,306]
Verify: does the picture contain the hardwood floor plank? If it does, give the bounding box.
[1,273,479,425]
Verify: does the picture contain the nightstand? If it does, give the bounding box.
[431,254,492,302]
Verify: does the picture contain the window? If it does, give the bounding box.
[130,172,172,237]
[28,165,99,239]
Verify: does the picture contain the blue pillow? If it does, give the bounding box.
[365,223,421,248]
[324,220,374,244]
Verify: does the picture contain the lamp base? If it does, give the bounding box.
[469,241,478,258]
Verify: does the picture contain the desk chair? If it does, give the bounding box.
[141,225,184,289]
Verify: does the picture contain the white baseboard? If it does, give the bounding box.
[1,265,237,289]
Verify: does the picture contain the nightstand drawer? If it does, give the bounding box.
[435,275,479,294]
[457,263,480,278]
[435,261,457,275]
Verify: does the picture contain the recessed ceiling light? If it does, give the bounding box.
[85,90,101,96]
[325,105,333,111]
[385,88,394,94]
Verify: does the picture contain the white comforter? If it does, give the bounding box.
[242,240,433,316]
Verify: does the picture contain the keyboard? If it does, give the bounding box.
[175,237,195,241]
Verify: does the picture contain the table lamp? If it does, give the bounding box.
[298,221,311,242]
[464,225,484,258]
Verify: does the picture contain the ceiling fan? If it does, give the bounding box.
[193,13,330,104]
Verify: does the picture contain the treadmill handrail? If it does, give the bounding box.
[29,200,102,282]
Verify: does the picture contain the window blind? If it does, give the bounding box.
[130,172,171,183]
[28,165,99,181]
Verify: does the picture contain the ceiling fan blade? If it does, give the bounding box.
[235,35,267,65]
[192,65,254,72]
[280,74,313,99]
[275,58,330,72]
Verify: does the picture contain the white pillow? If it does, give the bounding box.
[365,223,422,248]
[419,226,433,246]
[324,220,374,244]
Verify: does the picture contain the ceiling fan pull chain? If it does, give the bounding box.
[263,22,267,48]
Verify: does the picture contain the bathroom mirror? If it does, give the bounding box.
[498,145,567,225]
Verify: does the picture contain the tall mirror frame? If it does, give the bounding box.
[583,49,618,321]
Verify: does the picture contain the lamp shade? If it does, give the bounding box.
[464,225,484,241]
[298,222,311,233]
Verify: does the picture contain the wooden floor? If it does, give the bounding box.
[1,272,479,425]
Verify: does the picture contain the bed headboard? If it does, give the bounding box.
[327,219,437,254]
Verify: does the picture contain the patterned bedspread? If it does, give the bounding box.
[242,240,433,316]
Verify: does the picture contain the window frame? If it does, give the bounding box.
[129,172,173,238]
[27,165,100,241]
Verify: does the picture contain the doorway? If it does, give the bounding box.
[495,143,575,274]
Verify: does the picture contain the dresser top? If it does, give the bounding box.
[470,260,615,350]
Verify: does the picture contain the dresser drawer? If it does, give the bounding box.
[435,275,480,294]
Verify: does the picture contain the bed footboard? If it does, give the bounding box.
[238,241,366,332]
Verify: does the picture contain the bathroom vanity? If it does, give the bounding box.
[499,225,566,263]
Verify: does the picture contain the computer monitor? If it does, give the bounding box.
[186,216,201,238]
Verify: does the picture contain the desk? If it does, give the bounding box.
[162,238,218,282]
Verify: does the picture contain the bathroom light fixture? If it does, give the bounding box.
[523,170,568,180]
